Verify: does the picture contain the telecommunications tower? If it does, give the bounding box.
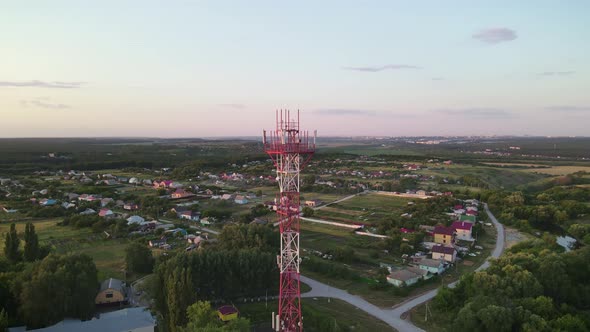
[263,110,316,332]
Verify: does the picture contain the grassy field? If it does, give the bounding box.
[0,219,130,281]
[239,298,396,332]
[314,193,411,225]
[521,165,590,176]
[417,164,546,190]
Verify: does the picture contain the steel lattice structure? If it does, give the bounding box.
[263,110,315,332]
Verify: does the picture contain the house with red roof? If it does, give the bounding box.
[432,245,457,263]
[452,221,473,241]
[433,226,455,245]
[98,208,114,218]
[153,180,174,189]
[171,189,194,199]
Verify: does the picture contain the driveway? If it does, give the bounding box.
[300,202,504,332]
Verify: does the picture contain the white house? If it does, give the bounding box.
[386,269,422,287]
[126,215,145,225]
[418,258,446,275]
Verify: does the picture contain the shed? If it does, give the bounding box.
[95,278,126,305]
[217,305,239,322]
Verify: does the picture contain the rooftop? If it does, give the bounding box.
[432,245,456,255]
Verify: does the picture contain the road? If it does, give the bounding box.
[301,202,504,332]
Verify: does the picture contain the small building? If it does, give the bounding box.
[124,202,140,211]
[386,269,422,287]
[179,210,200,222]
[416,190,427,196]
[98,208,114,218]
[39,199,57,206]
[234,195,248,204]
[418,258,446,275]
[171,189,193,199]
[217,305,239,322]
[432,245,457,263]
[452,221,473,241]
[149,239,167,247]
[221,193,234,201]
[95,278,126,305]
[433,226,455,245]
[127,215,145,225]
[79,208,96,215]
[305,199,323,207]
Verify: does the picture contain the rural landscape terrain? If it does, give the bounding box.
[0,136,589,331]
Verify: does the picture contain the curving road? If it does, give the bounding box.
[301,203,504,332]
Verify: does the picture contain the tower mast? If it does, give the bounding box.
[263,110,315,332]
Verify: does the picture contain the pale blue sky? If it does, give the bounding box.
[1,1,589,137]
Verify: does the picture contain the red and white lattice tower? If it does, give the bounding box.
[263,110,315,332]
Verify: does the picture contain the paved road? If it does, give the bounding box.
[301,203,505,332]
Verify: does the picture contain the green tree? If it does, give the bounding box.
[0,308,8,332]
[125,242,155,274]
[477,304,513,332]
[20,254,98,328]
[302,206,314,217]
[24,222,40,262]
[3,224,20,263]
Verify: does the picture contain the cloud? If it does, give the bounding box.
[435,108,513,118]
[545,105,590,112]
[537,71,575,77]
[218,103,246,109]
[472,28,517,44]
[342,64,422,72]
[21,97,70,110]
[431,77,444,81]
[313,109,377,116]
[0,80,85,89]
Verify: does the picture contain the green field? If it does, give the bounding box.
[314,193,411,224]
[239,298,396,332]
[0,219,130,281]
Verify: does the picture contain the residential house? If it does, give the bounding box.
[452,221,474,241]
[418,258,446,275]
[466,209,478,216]
[187,235,204,246]
[406,266,429,279]
[99,208,114,218]
[124,202,139,211]
[67,193,79,201]
[386,269,422,287]
[305,199,323,207]
[102,179,118,186]
[100,198,114,207]
[432,245,457,263]
[433,226,455,245]
[171,189,193,199]
[179,210,200,222]
[127,215,145,225]
[129,177,139,184]
[153,180,173,189]
[39,199,57,206]
[143,179,152,185]
[205,189,214,195]
[234,195,248,204]
[61,202,76,209]
[221,193,234,201]
[149,239,166,247]
[79,208,96,215]
[95,278,125,305]
[416,190,427,196]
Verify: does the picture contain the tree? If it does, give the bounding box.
[125,242,155,274]
[20,254,98,328]
[180,300,250,332]
[24,222,40,262]
[302,206,314,217]
[0,308,8,332]
[3,224,20,263]
[476,304,513,332]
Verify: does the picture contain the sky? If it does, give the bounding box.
[1,1,589,137]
